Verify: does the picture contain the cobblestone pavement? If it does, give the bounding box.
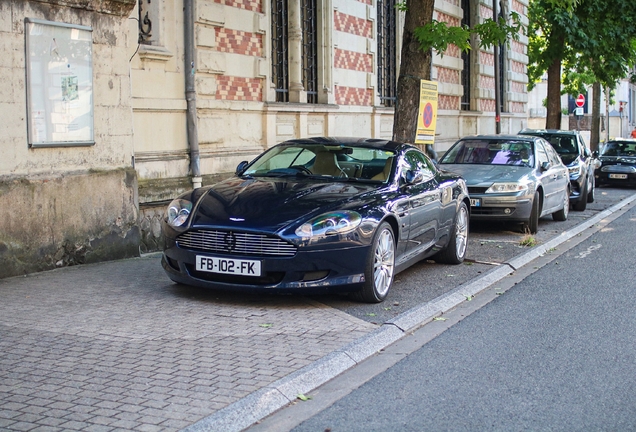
[0,257,375,431]
[1,188,633,432]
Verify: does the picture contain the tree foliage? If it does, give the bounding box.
[527,0,636,129]
[393,1,523,143]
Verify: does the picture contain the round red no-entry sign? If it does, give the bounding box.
[576,94,585,107]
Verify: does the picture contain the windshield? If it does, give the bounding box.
[242,143,396,182]
[440,139,535,168]
[600,141,636,157]
[528,134,578,155]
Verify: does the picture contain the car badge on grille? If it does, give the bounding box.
[223,232,237,251]
[229,217,245,221]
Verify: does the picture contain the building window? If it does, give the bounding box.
[460,0,471,110]
[271,0,318,104]
[271,0,289,102]
[377,0,397,108]
[302,0,318,104]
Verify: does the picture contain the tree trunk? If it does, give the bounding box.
[392,0,435,143]
[545,56,562,129]
[590,82,601,153]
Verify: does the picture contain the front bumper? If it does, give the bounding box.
[162,243,370,294]
[468,194,533,221]
[595,164,636,187]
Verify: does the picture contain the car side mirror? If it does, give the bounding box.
[405,170,424,185]
[236,161,249,175]
[540,161,550,172]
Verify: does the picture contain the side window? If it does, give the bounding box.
[402,150,435,181]
[544,141,562,166]
[535,141,550,166]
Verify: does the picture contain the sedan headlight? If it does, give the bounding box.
[166,199,193,227]
[568,160,582,177]
[295,211,362,238]
[485,182,529,193]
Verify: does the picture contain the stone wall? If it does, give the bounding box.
[0,0,138,278]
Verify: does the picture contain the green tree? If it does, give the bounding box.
[527,0,636,136]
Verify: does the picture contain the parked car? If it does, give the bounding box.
[595,138,636,187]
[438,135,570,234]
[518,129,596,211]
[161,137,470,303]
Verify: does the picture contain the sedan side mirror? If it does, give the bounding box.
[405,170,425,185]
[540,161,551,172]
[236,161,249,175]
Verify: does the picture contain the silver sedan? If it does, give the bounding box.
[438,135,570,233]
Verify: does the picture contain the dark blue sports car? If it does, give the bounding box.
[161,137,470,303]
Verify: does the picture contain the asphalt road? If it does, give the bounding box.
[255,188,636,431]
[312,186,633,324]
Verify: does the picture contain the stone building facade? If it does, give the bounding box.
[0,1,139,278]
[0,0,529,277]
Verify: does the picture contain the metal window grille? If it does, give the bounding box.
[302,0,318,104]
[499,41,505,112]
[138,0,152,45]
[377,0,397,107]
[271,0,289,102]
[460,0,471,110]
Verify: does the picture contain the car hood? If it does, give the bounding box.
[559,154,578,165]
[600,155,636,165]
[439,164,532,186]
[189,176,379,232]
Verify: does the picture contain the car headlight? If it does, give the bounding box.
[485,182,529,193]
[295,211,362,238]
[568,160,582,177]
[166,199,193,227]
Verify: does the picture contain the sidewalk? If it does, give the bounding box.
[1,192,636,432]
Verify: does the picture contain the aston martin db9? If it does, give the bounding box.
[161,137,470,303]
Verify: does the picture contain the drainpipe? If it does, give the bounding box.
[184,0,202,188]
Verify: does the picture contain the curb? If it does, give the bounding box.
[183,192,636,432]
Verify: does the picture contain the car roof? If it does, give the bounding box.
[279,136,409,151]
[459,134,538,141]
[519,128,579,136]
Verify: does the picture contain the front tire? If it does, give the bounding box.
[573,179,587,211]
[523,192,540,234]
[351,222,395,303]
[587,174,595,203]
[434,202,469,264]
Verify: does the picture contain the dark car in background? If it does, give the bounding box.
[595,138,636,187]
[518,129,596,211]
[438,135,570,234]
[161,137,470,303]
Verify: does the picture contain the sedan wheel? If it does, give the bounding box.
[552,187,570,221]
[352,222,395,303]
[434,202,469,264]
[523,192,540,234]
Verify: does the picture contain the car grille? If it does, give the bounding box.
[600,165,636,173]
[467,187,489,195]
[177,230,297,257]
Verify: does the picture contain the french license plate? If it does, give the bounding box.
[470,198,481,207]
[609,173,628,179]
[195,255,261,276]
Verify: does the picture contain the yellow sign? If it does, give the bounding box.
[415,80,438,145]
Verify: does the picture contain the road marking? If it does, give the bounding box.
[575,244,602,259]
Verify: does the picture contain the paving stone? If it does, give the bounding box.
[0,256,376,430]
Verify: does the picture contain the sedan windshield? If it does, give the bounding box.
[243,144,396,181]
[600,141,636,157]
[440,139,535,168]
